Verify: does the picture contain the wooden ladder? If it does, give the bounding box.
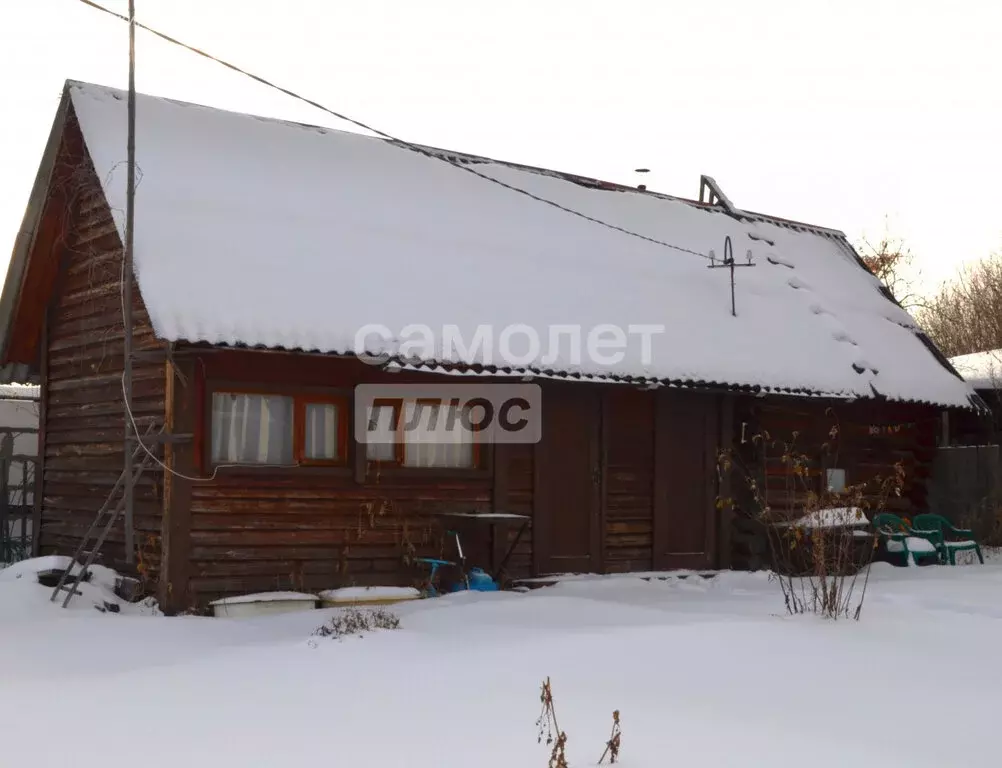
[49,424,162,608]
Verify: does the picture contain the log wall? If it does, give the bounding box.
[37,113,166,581]
[168,352,495,609]
[730,396,940,570]
[162,355,734,610]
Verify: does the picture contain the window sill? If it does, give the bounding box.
[362,463,492,482]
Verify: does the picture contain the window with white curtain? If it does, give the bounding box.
[304,402,340,461]
[364,399,475,468]
[211,393,294,465]
[209,392,347,467]
[403,401,474,468]
[365,402,400,462]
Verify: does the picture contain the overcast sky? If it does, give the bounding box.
[1,0,999,290]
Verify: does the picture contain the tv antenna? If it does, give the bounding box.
[708,235,755,317]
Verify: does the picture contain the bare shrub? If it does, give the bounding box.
[536,677,568,768]
[535,678,622,767]
[916,251,1002,357]
[312,606,400,640]
[719,421,905,620]
[598,710,621,765]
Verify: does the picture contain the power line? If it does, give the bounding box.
[77,0,711,261]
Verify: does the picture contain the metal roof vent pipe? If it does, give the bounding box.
[635,168,650,191]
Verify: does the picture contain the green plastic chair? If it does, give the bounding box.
[872,513,938,566]
[872,513,907,532]
[911,514,984,565]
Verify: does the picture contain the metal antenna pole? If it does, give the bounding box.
[707,235,756,317]
[123,0,136,563]
[726,237,736,317]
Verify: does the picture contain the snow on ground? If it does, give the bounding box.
[2,561,1002,767]
[0,556,143,617]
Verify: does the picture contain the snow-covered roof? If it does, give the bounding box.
[61,81,974,406]
[949,349,1002,390]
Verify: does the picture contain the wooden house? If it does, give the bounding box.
[0,81,979,612]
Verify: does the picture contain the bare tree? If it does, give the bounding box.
[916,251,1002,357]
[856,230,925,311]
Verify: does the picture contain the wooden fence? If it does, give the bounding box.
[927,444,1000,541]
[0,427,38,563]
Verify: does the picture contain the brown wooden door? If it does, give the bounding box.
[653,390,719,570]
[534,387,602,575]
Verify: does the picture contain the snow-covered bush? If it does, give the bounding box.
[312,606,400,640]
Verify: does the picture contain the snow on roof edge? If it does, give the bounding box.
[950,348,1002,390]
[391,357,976,408]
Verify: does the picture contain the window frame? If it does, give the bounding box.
[296,394,350,467]
[208,389,296,468]
[363,396,483,471]
[364,397,405,467]
[199,381,491,479]
[203,382,350,472]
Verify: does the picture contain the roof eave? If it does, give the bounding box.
[0,83,73,376]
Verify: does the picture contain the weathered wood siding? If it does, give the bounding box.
[185,475,489,600]
[166,362,737,613]
[729,396,939,569]
[738,398,937,518]
[169,352,493,609]
[492,441,534,579]
[603,389,655,572]
[164,357,731,609]
[37,113,166,580]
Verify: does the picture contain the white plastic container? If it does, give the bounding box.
[319,586,421,608]
[210,591,319,618]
